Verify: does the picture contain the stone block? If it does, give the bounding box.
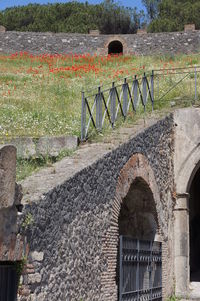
[0,145,16,208]
[184,24,195,32]
[8,137,36,159]
[30,251,44,262]
[137,29,147,35]
[0,26,6,33]
[27,273,41,284]
[36,136,78,157]
[89,29,100,35]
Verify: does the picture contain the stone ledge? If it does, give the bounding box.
[0,135,78,159]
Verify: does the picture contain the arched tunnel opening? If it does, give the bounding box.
[118,177,158,240]
[108,40,123,55]
[116,177,161,297]
[189,167,200,281]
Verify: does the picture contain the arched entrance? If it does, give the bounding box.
[101,154,163,300]
[118,177,158,240]
[108,40,123,55]
[118,176,162,301]
[173,108,200,298]
[189,167,200,281]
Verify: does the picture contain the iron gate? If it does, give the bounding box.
[119,236,162,301]
[0,264,18,301]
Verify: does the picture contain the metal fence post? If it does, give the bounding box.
[151,70,154,110]
[157,75,159,100]
[136,239,140,300]
[195,66,197,103]
[150,241,153,301]
[143,73,147,110]
[119,236,123,301]
[81,91,86,140]
[110,82,116,127]
[123,78,128,117]
[133,75,138,110]
[96,86,102,131]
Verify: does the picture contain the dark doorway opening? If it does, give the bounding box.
[118,177,158,240]
[0,262,19,300]
[108,40,123,55]
[117,177,161,301]
[189,167,200,281]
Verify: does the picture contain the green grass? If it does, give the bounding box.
[16,148,75,181]
[0,52,200,140]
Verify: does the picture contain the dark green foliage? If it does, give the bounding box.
[148,0,200,32]
[142,0,161,21]
[0,0,145,34]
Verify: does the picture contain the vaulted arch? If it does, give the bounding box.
[101,153,162,300]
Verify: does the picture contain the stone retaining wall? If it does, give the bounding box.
[1,136,78,159]
[0,30,200,55]
[20,114,175,301]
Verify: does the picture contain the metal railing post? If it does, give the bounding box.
[143,73,147,110]
[195,66,197,103]
[133,75,138,110]
[81,91,86,140]
[119,236,123,301]
[136,239,140,300]
[150,241,153,301]
[151,70,154,110]
[96,86,102,131]
[110,82,116,127]
[157,75,159,100]
[123,78,128,117]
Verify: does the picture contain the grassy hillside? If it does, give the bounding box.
[0,52,199,139]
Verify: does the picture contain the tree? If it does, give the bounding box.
[142,0,161,21]
[148,0,200,32]
[0,1,144,34]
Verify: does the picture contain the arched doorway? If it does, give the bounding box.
[108,40,123,55]
[189,167,200,281]
[118,177,158,240]
[117,176,162,300]
[100,154,163,300]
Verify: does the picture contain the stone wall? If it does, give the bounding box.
[0,145,26,262]
[0,30,200,55]
[20,115,175,301]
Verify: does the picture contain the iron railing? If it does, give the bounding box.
[119,236,162,301]
[0,264,18,301]
[81,66,200,140]
[154,66,200,102]
[81,72,154,140]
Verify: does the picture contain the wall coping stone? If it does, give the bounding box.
[0,135,78,159]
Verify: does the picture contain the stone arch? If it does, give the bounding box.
[176,144,200,193]
[174,145,200,297]
[108,40,123,54]
[101,153,162,300]
[104,36,128,55]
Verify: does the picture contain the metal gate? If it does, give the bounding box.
[119,236,162,301]
[0,264,18,301]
